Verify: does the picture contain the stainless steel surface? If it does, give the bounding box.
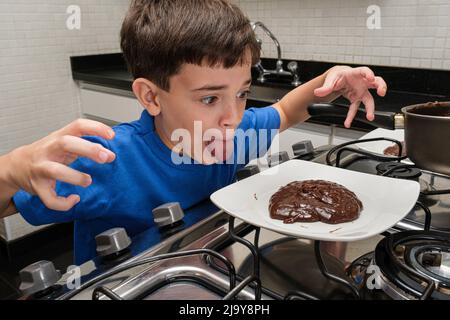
[251,21,282,64]
[420,251,450,279]
[56,138,449,300]
[377,271,415,300]
[394,113,405,129]
[103,226,264,301]
[142,282,221,300]
[57,211,228,300]
[65,216,270,300]
[370,230,450,300]
[248,85,289,103]
[287,61,301,86]
[66,214,380,300]
[218,228,379,299]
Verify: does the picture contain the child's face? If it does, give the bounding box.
[155,53,252,165]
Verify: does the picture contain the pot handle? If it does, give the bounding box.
[307,103,397,130]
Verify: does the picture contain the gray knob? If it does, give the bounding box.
[267,151,290,167]
[236,165,260,181]
[19,260,61,296]
[95,228,131,257]
[152,202,184,228]
[292,140,314,157]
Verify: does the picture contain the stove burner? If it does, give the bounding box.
[407,245,450,283]
[374,230,450,300]
[326,137,407,167]
[376,162,422,180]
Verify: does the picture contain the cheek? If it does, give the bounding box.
[238,103,246,118]
[164,99,200,129]
[230,103,246,126]
[183,110,218,142]
[196,106,223,127]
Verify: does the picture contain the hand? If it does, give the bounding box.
[7,119,116,211]
[314,66,388,128]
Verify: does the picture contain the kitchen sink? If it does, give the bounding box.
[254,73,300,88]
[248,85,290,104]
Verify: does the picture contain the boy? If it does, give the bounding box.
[0,0,386,265]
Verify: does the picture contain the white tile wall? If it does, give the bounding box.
[235,0,450,70]
[3,0,449,155]
[0,0,130,154]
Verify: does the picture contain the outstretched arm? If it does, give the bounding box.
[273,66,387,132]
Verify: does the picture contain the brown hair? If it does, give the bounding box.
[120,0,260,91]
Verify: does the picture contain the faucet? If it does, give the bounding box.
[251,21,301,86]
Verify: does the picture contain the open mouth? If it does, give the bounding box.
[205,136,234,161]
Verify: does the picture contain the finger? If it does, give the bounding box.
[41,161,92,187]
[344,101,361,128]
[371,76,387,97]
[314,73,339,97]
[36,183,80,212]
[55,135,116,164]
[361,92,375,122]
[59,119,115,140]
[357,67,375,82]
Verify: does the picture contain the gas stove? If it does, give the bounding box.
[17,138,450,300]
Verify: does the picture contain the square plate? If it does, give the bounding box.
[211,160,420,241]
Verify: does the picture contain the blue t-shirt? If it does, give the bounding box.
[13,106,280,265]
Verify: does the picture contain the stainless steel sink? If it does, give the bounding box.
[248,85,291,104]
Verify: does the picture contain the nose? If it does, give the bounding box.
[219,103,242,129]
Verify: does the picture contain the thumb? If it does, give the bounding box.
[314,86,334,97]
[314,73,339,97]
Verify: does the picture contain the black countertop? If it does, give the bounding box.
[71,53,450,131]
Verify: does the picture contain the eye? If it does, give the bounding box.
[201,96,218,105]
[237,90,251,100]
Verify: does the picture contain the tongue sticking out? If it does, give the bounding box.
[205,138,234,163]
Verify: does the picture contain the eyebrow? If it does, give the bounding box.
[191,78,252,91]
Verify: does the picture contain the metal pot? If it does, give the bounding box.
[307,102,450,176]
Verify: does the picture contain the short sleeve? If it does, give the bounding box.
[235,105,280,164]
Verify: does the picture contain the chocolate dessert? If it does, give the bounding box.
[383,141,406,157]
[269,180,363,225]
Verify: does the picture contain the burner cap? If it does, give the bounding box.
[407,245,450,284]
[376,162,422,180]
[374,230,450,300]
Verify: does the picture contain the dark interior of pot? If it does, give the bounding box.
[408,102,450,117]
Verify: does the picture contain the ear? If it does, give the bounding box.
[132,78,161,116]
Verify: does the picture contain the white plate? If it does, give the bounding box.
[211,160,420,241]
[357,128,412,164]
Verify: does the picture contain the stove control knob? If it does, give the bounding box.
[95,227,131,257]
[152,202,184,228]
[236,165,260,181]
[292,140,314,157]
[267,151,290,167]
[19,260,61,296]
